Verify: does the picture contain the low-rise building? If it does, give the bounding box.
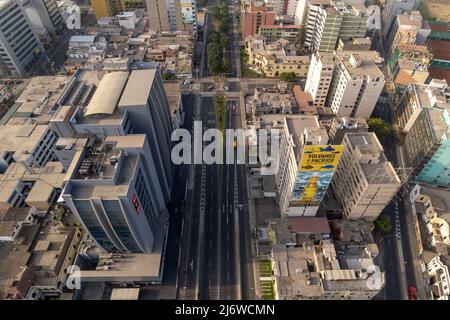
[245,35,309,78]
[272,238,383,299]
[0,206,82,300]
[258,24,302,43]
[246,87,296,115]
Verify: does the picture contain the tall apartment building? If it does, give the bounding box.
[397,81,450,188]
[304,2,369,52]
[62,135,167,253]
[383,0,421,36]
[254,115,332,216]
[293,0,307,24]
[331,132,401,220]
[385,11,425,57]
[304,52,336,108]
[0,0,45,77]
[338,4,368,41]
[265,0,286,15]
[305,51,384,117]
[20,0,65,38]
[304,4,342,52]
[91,0,125,19]
[242,4,276,39]
[327,51,385,118]
[146,0,196,32]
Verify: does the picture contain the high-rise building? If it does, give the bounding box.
[397,81,450,188]
[293,0,307,24]
[51,69,174,202]
[51,68,175,253]
[254,114,332,216]
[118,69,174,201]
[91,0,125,19]
[146,0,197,32]
[383,0,421,36]
[0,0,45,77]
[327,51,385,118]
[331,132,401,220]
[62,135,167,253]
[20,0,65,38]
[304,52,336,108]
[304,3,342,52]
[265,0,286,15]
[304,2,369,52]
[305,51,384,117]
[385,11,425,57]
[242,4,276,39]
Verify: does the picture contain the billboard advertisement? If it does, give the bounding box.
[290,145,344,206]
[180,0,195,24]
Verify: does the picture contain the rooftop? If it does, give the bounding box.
[118,69,157,107]
[84,72,129,117]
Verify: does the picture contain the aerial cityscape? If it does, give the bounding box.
[0,0,449,306]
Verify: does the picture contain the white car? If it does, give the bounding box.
[224,86,230,91]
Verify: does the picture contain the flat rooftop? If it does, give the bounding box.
[118,69,157,107]
[65,135,146,199]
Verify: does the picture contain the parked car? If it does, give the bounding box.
[408,286,417,300]
[224,86,230,91]
[207,84,214,90]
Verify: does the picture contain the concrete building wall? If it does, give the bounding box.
[417,132,450,189]
[331,133,401,220]
[20,0,64,38]
[146,0,170,31]
[243,10,276,39]
[293,0,307,25]
[91,0,125,19]
[305,53,334,108]
[0,1,44,77]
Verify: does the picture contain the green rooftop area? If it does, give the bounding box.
[427,20,449,27]
[259,259,272,277]
[431,60,450,68]
[260,280,276,300]
[429,30,450,41]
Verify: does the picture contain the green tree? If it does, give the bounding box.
[208,31,220,43]
[220,35,230,49]
[368,117,392,140]
[219,19,230,34]
[375,215,392,234]
[279,72,296,83]
[162,73,176,80]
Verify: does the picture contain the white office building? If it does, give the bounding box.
[20,0,65,38]
[62,135,167,253]
[0,0,44,76]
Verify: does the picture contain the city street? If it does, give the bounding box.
[178,0,256,300]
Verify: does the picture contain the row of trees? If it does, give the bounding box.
[207,0,231,75]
